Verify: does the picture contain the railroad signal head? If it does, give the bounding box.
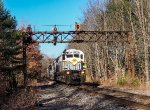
[75,22,80,31]
[52,25,57,33]
[26,24,33,35]
[52,36,57,46]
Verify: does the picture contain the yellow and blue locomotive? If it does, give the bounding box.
[49,49,86,84]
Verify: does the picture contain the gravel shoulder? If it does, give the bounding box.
[98,85,150,97]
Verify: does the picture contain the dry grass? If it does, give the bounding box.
[1,88,37,110]
[0,74,9,108]
[0,73,43,110]
[85,72,93,82]
[100,76,116,87]
[99,75,150,96]
[0,74,9,94]
[27,79,38,87]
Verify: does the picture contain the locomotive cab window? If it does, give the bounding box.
[74,54,79,58]
[49,65,52,70]
[67,54,73,58]
[62,54,65,60]
[81,54,83,59]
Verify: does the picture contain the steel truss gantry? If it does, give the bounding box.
[24,31,131,43]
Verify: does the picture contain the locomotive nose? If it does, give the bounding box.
[72,58,77,65]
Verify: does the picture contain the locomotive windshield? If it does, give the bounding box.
[66,54,73,58]
[74,54,79,58]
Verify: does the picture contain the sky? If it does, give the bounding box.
[3,0,88,58]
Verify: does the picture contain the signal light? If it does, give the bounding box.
[52,36,57,46]
[75,22,80,31]
[26,24,32,34]
[52,25,57,34]
[33,41,39,45]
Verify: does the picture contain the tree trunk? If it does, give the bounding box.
[115,48,119,82]
[135,0,149,85]
[95,42,101,79]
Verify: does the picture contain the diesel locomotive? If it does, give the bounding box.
[49,49,86,84]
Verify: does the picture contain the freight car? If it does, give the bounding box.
[49,49,86,84]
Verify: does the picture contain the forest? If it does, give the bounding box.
[69,0,150,87]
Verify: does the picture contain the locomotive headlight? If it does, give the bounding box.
[67,71,70,74]
[81,71,84,74]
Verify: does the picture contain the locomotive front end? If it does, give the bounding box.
[49,49,86,84]
[62,49,86,84]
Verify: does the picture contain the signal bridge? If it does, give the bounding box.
[23,24,131,45]
[24,31,131,44]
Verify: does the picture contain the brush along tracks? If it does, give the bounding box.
[78,82,150,108]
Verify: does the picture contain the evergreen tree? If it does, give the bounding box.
[0,0,22,90]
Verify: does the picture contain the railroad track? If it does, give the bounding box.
[51,82,150,107]
[43,82,150,107]
[77,82,150,109]
[36,82,150,109]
